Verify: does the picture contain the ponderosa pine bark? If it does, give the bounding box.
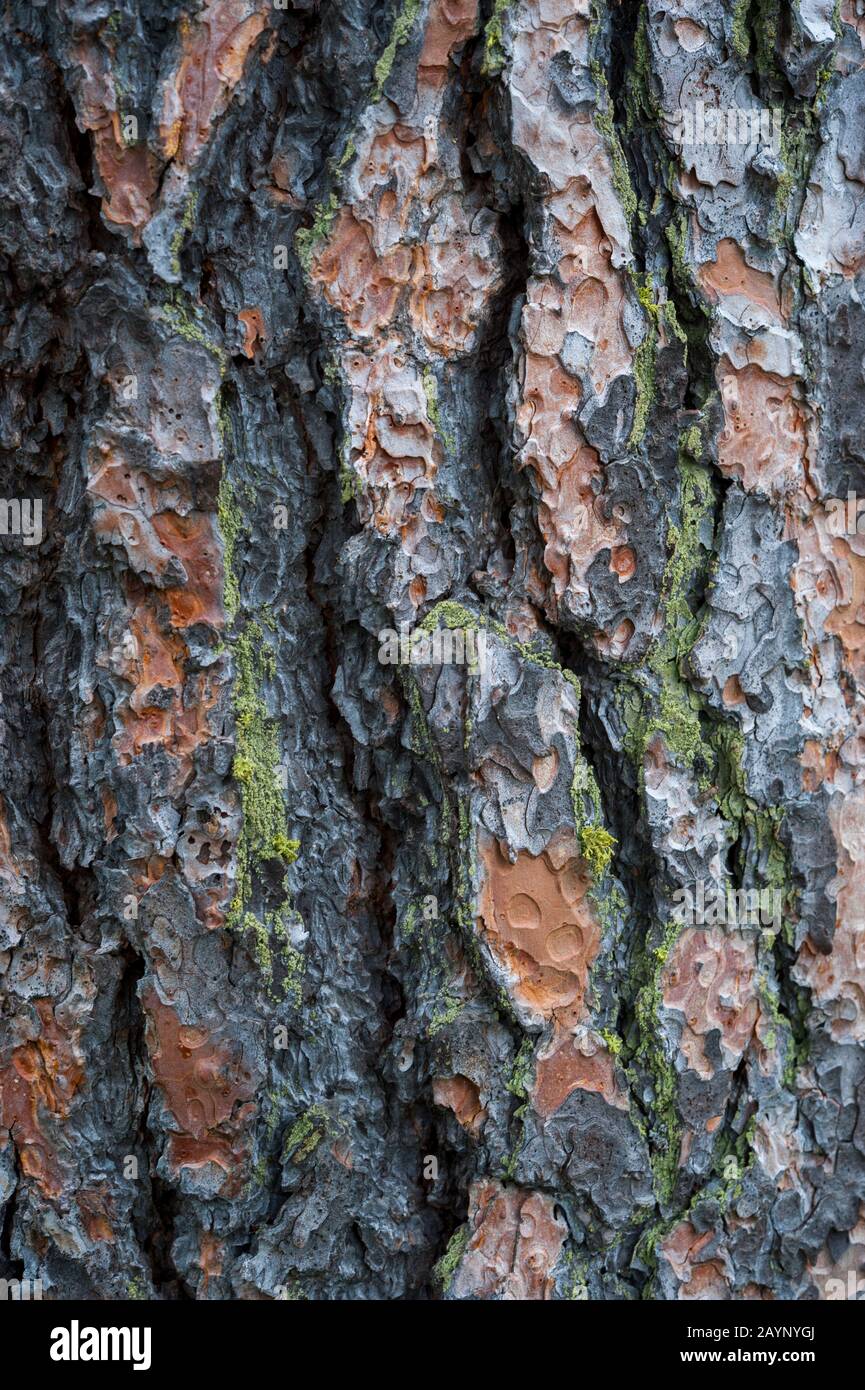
[1,0,864,1301]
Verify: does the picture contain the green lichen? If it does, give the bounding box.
[594,106,638,225]
[500,1102,527,1181]
[629,10,662,127]
[712,722,796,936]
[659,463,713,646]
[709,722,805,1076]
[170,190,199,275]
[772,127,798,238]
[570,741,601,825]
[756,969,797,1078]
[570,725,620,887]
[294,2,424,279]
[126,1278,147,1300]
[665,209,695,299]
[427,993,463,1037]
[419,599,487,635]
[217,473,242,622]
[227,623,299,937]
[242,910,273,977]
[661,298,687,347]
[621,449,714,777]
[681,424,702,459]
[505,1037,535,1099]
[588,23,638,224]
[422,367,454,450]
[250,1086,289,1187]
[273,913,305,1006]
[433,1225,469,1292]
[731,0,751,61]
[561,1251,590,1300]
[329,135,357,181]
[283,1105,329,1163]
[401,901,418,941]
[240,905,305,1002]
[482,0,513,76]
[813,0,841,108]
[218,426,305,996]
[371,0,423,101]
[630,915,684,1203]
[753,0,782,81]
[278,1279,307,1301]
[629,325,657,450]
[161,289,226,369]
[295,191,339,273]
[339,455,362,504]
[295,1,423,279]
[626,273,660,449]
[580,825,617,879]
[420,602,618,887]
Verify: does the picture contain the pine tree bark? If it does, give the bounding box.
[1,0,864,1301]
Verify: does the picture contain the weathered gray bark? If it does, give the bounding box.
[1,0,864,1301]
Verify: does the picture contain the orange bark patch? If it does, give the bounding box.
[126,603,185,712]
[795,788,865,1042]
[153,512,224,629]
[661,1220,730,1299]
[69,42,160,238]
[311,0,500,355]
[160,1,271,168]
[801,739,839,792]
[339,351,441,557]
[432,1074,486,1135]
[717,361,806,497]
[313,210,413,337]
[200,1232,224,1291]
[419,0,479,79]
[77,1188,115,1243]
[699,238,783,325]
[516,212,629,609]
[111,593,223,788]
[532,1030,628,1118]
[238,307,266,359]
[93,128,160,238]
[792,502,865,688]
[610,544,636,581]
[101,785,118,840]
[0,795,20,892]
[824,542,865,686]
[663,928,760,1079]
[143,991,255,1189]
[450,1180,567,1300]
[478,834,601,1026]
[839,0,865,68]
[87,444,208,591]
[0,1000,85,1199]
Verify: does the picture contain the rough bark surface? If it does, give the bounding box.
[1,0,864,1301]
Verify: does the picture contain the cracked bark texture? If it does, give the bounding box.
[1,0,865,1302]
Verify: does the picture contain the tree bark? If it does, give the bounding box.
[1,0,864,1301]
